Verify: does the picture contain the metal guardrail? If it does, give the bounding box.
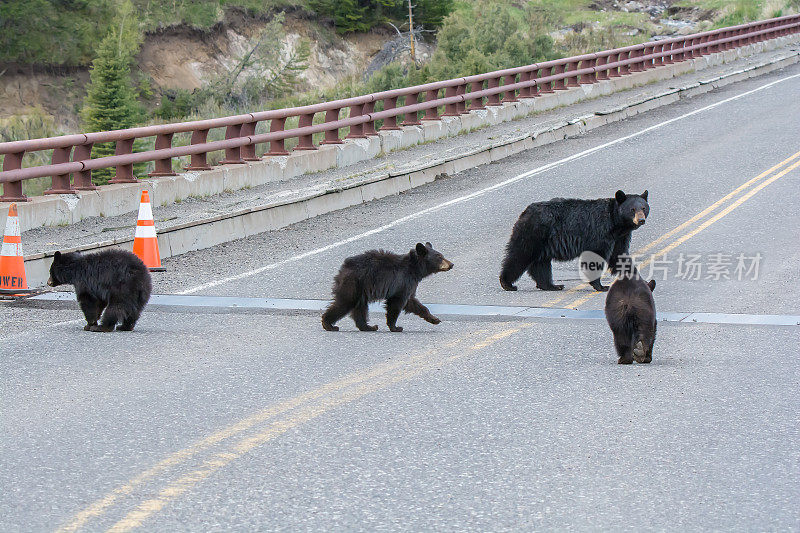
[2,15,799,202]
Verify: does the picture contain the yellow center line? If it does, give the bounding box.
[56,333,477,533]
[541,148,800,308]
[565,157,800,308]
[104,325,522,532]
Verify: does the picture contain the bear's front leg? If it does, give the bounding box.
[385,297,405,332]
[78,293,104,331]
[590,279,609,292]
[404,296,441,325]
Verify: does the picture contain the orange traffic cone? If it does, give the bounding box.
[0,203,32,294]
[132,190,165,272]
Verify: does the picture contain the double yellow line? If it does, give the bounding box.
[58,324,529,533]
[543,148,800,309]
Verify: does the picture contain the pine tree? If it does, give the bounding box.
[81,0,142,184]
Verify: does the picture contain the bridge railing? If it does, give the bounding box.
[2,15,799,202]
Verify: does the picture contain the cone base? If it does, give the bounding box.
[149,267,166,272]
[0,288,34,295]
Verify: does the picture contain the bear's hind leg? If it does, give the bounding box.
[499,248,533,291]
[90,303,121,332]
[351,302,378,332]
[528,261,564,291]
[613,330,634,364]
[322,298,352,331]
[633,322,656,363]
[385,296,405,332]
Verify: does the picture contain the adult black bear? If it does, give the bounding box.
[47,249,152,332]
[605,271,657,364]
[499,190,649,292]
[321,242,454,332]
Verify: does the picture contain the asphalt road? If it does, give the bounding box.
[2,64,799,532]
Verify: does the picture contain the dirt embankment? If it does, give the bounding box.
[0,12,404,132]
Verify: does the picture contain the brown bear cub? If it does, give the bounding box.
[322,242,454,332]
[604,264,657,364]
[48,249,152,332]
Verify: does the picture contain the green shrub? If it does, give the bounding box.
[81,0,144,184]
[309,0,453,34]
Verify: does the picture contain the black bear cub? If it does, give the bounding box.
[500,190,649,292]
[604,267,657,364]
[48,249,152,332]
[322,242,454,332]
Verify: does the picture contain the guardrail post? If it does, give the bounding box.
[566,60,580,87]
[455,84,468,114]
[346,104,367,138]
[595,55,609,80]
[293,114,317,150]
[240,121,260,160]
[618,51,631,74]
[381,97,402,130]
[467,81,485,110]
[442,86,460,116]
[321,109,344,144]
[581,58,597,83]
[486,78,502,106]
[0,151,27,202]
[652,43,664,66]
[552,64,566,90]
[149,133,177,176]
[641,45,653,70]
[502,74,518,102]
[529,70,541,96]
[422,90,440,120]
[44,146,74,194]
[629,49,643,72]
[539,66,555,92]
[220,125,245,164]
[517,72,532,98]
[402,93,422,125]
[72,144,95,190]
[661,42,674,64]
[265,118,290,155]
[109,138,136,183]
[362,102,378,135]
[185,129,212,170]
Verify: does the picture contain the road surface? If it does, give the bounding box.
[2,63,799,532]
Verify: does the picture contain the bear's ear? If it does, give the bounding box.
[615,190,627,204]
[641,190,648,201]
[54,251,61,260]
[648,279,656,292]
[425,242,432,248]
[415,243,428,257]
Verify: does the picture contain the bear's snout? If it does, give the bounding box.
[440,259,454,271]
[47,277,54,287]
[633,211,646,226]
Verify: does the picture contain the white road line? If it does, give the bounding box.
[179,72,800,295]
[0,318,83,342]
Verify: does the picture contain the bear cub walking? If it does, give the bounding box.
[500,190,649,292]
[48,249,152,332]
[604,267,657,364]
[322,242,454,332]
